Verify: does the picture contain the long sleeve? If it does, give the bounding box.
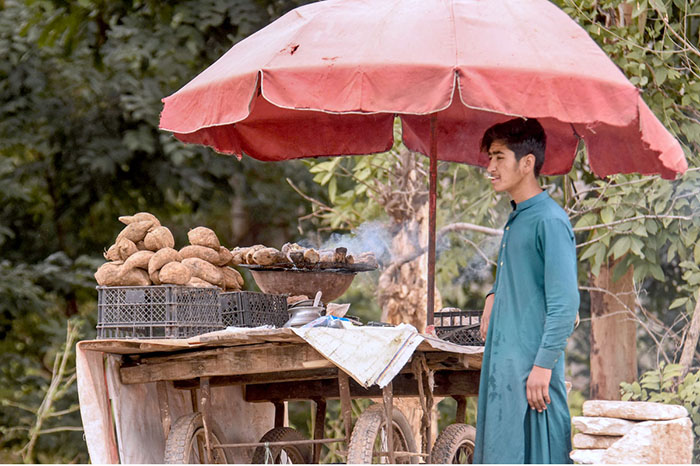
[533,218,580,369]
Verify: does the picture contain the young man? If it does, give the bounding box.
[473,118,579,464]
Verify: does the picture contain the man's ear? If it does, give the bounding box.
[521,153,536,174]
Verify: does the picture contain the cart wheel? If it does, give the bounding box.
[429,423,476,464]
[164,412,228,464]
[347,403,418,464]
[251,427,312,464]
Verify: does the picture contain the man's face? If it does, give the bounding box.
[486,141,531,194]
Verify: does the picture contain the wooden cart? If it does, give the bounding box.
[78,327,483,464]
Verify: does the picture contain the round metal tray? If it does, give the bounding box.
[239,266,360,302]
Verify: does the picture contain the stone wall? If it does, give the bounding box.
[570,400,693,464]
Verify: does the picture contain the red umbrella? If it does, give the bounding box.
[159,0,687,324]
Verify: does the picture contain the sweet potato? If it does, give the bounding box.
[150,269,161,285]
[159,262,192,286]
[116,220,154,243]
[281,242,304,255]
[182,257,223,287]
[218,246,233,267]
[290,251,305,267]
[357,252,378,268]
[180,245,220,264]
[118,212,161,227]
[187,277,218,288]
[221,266,244,290]
[144,226,175,251]
[230,247,246,265]
[148,247,182,275]
[104,244,120,261]
[135,240,148,251]
[95,262,123,286]
[252,247,286,266]
[303,248,320,264]
[121,250,155,271]
[117,268,151,286]
[319,250,335,263]
[334,247,347,263]
[245,244,266,264]
[187,226,220,250]
[117,238,138,261]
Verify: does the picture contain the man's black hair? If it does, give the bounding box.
[480,118,546,177]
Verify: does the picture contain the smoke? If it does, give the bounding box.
[320,221,393,263]
[437,226,502,285]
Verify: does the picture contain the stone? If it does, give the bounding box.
[572,433,622,449]
[572,416,638,436]
[583,400,689,421]
[570,449,606,464]
[602,417,693,464]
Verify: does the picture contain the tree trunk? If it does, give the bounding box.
[679,289,700,377]
[378,202,441,331]
[589,258,638,400]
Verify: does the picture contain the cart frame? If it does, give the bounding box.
[80,332,482,463]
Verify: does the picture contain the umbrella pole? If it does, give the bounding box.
[427,114,438,327]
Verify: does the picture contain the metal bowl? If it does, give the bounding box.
[243,267,357,302]
[284,306,324,327]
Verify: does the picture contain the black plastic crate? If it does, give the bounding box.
[434,308,484,346]
[220,291,288,328]
[96,285,222,339]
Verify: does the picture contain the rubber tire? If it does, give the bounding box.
[164,412,228,464]
[429,423,476,464]
[251,427,312,464]
[347,403,419,464]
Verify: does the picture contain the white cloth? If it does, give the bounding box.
[292,323,424,388]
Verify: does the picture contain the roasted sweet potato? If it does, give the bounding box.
[121,250,155,271]
[252,247,286,266]
[118,212,161,227]
[148,247,182,275]
[95,262,123,286]
[180,245,220,264]
[187,277,218,288]
[144,226,175,251]
[159,262,192,286]
[182,257,223,287]
[187,226,220,250]
[116,238,138,261]
[116,220,154,243]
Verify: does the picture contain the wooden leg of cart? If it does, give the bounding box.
[454,395,468,424]
[382,382,396,463]
[312,398,327,463]
[273,400,285,428]
[199,377,214,464]
[337,369,353,445]
[412,354,434,458]
[157,381,173,443]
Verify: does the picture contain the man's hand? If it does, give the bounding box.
[480,294,494,341]
[526,365,552,412]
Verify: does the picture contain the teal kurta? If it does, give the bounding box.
[474,191,579,464]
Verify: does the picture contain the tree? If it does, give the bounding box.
[303,0,700,402]
[0,0,321,461]
[556,0,700,397]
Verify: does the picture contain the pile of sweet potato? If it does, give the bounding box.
[231,243,377,269]
[95,213,243,290]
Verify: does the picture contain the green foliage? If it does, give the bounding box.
[0,0,323,461]
[555,0,700,310]
[621,364,700,460]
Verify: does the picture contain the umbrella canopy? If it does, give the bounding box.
[160,0,687,179]
[159,0,688,325]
